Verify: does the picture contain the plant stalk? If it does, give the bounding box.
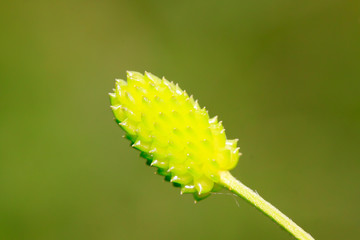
[219,171,314,240]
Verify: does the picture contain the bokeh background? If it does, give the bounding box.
[1,1,359,239]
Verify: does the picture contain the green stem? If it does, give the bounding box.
[219,171,315,240]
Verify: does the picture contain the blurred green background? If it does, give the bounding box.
[1,1,359,239]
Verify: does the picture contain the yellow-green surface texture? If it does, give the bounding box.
[110,71,240,200]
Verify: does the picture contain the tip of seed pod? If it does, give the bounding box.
[194,100,200,110]
[126,70,142,77]
[162,77,171,86]
[170,176,178,182]
[110,105,119,110]
[209,116,218,124]
[126,71,134,77]
[144,71,151,78]
[175,83,182,94]
[132,141,140,148]
[115,79,127,87]
[142,96,150,104]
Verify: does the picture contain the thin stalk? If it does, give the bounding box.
[219,171,314,240]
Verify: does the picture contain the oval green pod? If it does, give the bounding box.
[110,71,240,200]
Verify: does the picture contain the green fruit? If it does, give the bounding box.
[110,71,240,200]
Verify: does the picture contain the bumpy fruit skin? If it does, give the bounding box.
[110,71,240,200]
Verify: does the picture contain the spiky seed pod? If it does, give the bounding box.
[110,71,241,200]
